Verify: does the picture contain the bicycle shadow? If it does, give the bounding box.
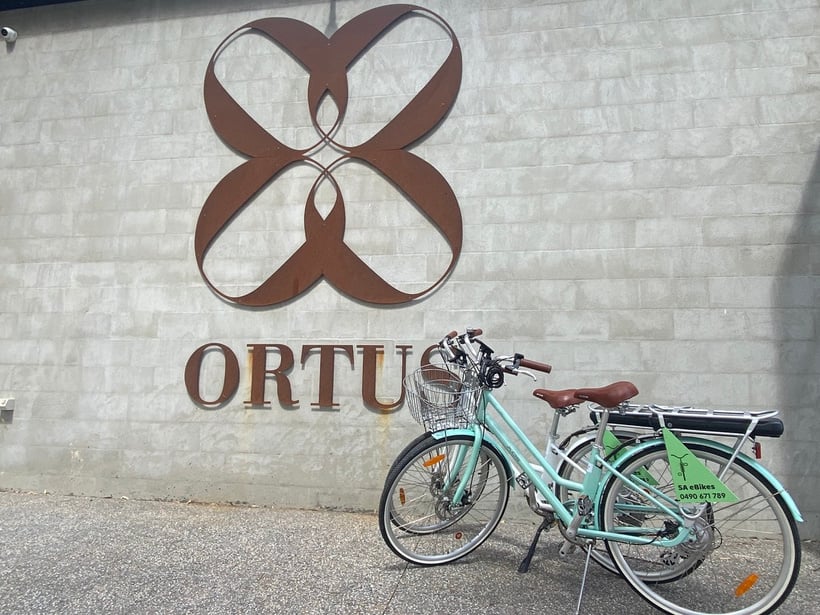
[385,520,659,614]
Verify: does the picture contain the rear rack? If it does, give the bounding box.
[589,403,784,439]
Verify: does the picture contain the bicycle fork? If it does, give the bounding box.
[433,432,484,514]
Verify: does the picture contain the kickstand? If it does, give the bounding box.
[517,516,553,573]
[575,542,593,615]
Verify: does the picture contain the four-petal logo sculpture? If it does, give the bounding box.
[196,5,463,306]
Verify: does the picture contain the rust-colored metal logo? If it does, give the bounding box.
[196,5,462,306]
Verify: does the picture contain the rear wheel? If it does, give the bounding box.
[599,442,800,614]
[379,434,510,565]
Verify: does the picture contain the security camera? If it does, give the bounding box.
[1,27,18,43]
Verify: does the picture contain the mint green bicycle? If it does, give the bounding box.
[378,329,802,614]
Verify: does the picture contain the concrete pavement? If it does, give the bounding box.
[0,490,817,614]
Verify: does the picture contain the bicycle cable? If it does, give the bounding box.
[480,360,506,389]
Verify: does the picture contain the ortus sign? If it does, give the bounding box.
[185,342,438,411]
[196,5,463,306]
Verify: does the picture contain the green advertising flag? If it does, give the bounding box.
[662,428,737,503]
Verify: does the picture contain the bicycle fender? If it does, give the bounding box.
[430,429,515,486]
[610,435,803,523]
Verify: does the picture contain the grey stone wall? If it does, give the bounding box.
[0,0,817,537]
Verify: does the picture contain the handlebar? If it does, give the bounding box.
[519,358,552,374]
[437,328,552,378]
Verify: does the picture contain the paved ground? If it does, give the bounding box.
[0,490,817,614]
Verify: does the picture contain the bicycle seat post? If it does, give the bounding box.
[591,406,612,462]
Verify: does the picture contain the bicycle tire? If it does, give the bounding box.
[599,441,801,614]
[378,433,510,566]
[385,431,431,477]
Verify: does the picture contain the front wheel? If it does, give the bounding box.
[378,434,510,566]
[599,441,801,614]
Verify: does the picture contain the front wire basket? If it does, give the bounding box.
[404,365,482,431]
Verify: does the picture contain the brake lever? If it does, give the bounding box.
[501,364,538,381]
[455,333,481,363]
[438,331,459,361]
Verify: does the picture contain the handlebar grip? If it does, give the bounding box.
[445,331,458,340]
[519,358,552,374]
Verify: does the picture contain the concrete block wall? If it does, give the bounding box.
[0,0,817,536]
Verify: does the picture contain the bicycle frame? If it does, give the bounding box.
[432,388,694,548]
